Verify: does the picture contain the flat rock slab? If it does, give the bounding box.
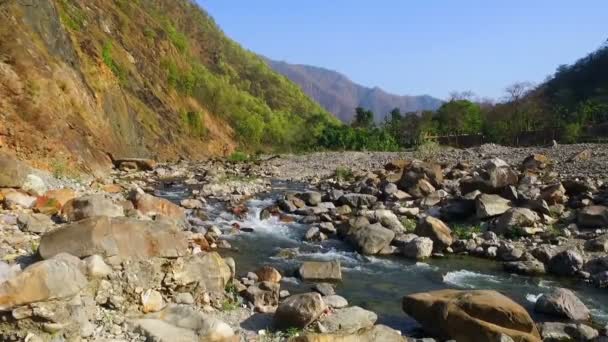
[39,216,188,259]
[299,260,342,281]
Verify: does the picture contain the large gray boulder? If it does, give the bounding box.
[17,213,53,234]
[534,288,590,321]
[0,254,86,310]
[299,260,342,281]
[338,194,378,208]
[39,216,188,259]
[493,208,540,236]
[415,216,452,252]
[169,253,232,294]
[548,250,584,277]
[317,306,377,334]
[274,292,326,329]
[476,194,512,219]
[0,153,32,188]
[349,223,395,255]
[402,237,433,260]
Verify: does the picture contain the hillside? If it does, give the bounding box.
[0,0,336,175]
[266,59,442,123]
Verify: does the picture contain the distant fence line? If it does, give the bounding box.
[426,123,608,148]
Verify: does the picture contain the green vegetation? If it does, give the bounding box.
[401,218,417,232]
[165,23,189,53]
[221,282,240,311]
[58,0,85,31]
[227,151,249,162]
[452,224,482,240]
[102,42,126,83]
[334,167,354,182]
[180,110,206,137]
[415,140,442,160]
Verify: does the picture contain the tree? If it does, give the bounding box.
[504,82,533,102]
[435,100,482,135]
[352,107,374,128]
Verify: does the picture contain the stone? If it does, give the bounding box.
[134,304,234,341]
[274,292,326,329]
[312,283,335,296]
[323,295,348,309]
[531,245,557,264]
[131,190,185,221]
[318,222,336,235]
[3,191,36,209]
[300,191,323,206]
[383,182,398,195]
[584,234,608,252]
[141,289,164,313]
[503,259,546,276]
[22,174,47,196]
[402,237,433,260]
[305,227,327,242]
[180,198,204,209]
[243,281,279,311]
[496,244,524,262]
[84,255,112,278]
[534,288,590,321]
[521,154,550,171]
[578,205,608,228]
[568,149,592,162]
[299,260,342,281]
[493,208,540,236]
[113,158,156,171]
[476,194,512,219]
[170,253,232,294]
[0,254,87,310]
[17,213,53,234]
[349,223,395,255]
[548,250,584,277]
[61,194,124,221]
[415,216,452,251]
[541,183,567,205]
[44,189,76,207]
[539,322,598,342]
[338,194,378,208]
[175,293,195,305]
[584,256,608,275]
[255,266,282,283]
[39,216,188,259]
[402,289,541,342]
[317,306,377,334]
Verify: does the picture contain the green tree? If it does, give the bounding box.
[352,107,374,128]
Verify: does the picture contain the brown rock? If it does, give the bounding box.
[299,260,342,281]
[130,190,185,221]
[43,188,76,208]
[274,292,326,329]
[255,266,282,283]
[415,216,453,251]
[39,216,188,259]
[402,289,541,342]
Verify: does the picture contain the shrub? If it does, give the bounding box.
[415,140,441,160]
[562,123,581,143]
[334,167,354,181]
[228,151,249,162]
[102,42,127,83]
[180,110,206,137]
[452,224,482,239]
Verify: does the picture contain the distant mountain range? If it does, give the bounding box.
[266,59,443,123]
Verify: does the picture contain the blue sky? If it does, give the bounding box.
[197,1,607,100]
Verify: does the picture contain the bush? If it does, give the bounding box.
[415,140,441,160]
[562,123,581,143]
[452,224,482,239]
[180,111,206,137]
[334,167,354,181]
[228,151,249,162]
[102,42,126,83]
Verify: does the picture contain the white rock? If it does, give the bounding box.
[141,289,164,313]
[22,174,47,196]
[84,255,112,278]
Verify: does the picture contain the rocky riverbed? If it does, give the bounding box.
[0,143,607,341]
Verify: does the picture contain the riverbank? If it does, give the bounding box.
[0,143,606,341]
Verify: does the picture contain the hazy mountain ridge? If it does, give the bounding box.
[266,59,442,123]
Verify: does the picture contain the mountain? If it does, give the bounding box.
[0,0,335,174]
[266,59,442,123]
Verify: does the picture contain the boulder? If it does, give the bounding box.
[61,194,124,221]
[402,237,433,260]
[300,192,323,206]
[3,191,36,209]
[503,259,546,276]
[493,208,540,236]
[323,295,348,309]
[578,206,608,228]
[584,234,608,252]
[541,183,567,205]
[476,194,512,219]
[461,161,518,194]
[534,288,590,321]
[338,194,378,208]
[170,253,232,294]
[521,154,550,171]
[130,190,185,221]
[141,289,164,313]
[134,304,234,341]
[17,213,53,234]
[349,223,395,255]
[548,250,584,277]
[0,153,32,188]
[113,158,156,171]
[402,289,541,342]
[583,256,608,275]
[43,188,76,207]
[255,266,282,283]
[415,216,452,251]
[243,281,279,312]
[539,322,598,342]
[317,306,377,334]
[39,216,188,259]
[274,292,326,329]
[22,174,47,196]
[299,260,342,281]
[84,255,112,278]
[0,254,87,310]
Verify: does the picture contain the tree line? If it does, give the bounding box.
[316,40,608,150]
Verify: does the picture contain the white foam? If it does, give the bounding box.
[443,270,500,289]
[526,293,542,303]
[298,249,361,264]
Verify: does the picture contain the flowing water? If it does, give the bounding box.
[156,180,608,335]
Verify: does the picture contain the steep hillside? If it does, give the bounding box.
[0,0,335,175]
[266,59,442,123]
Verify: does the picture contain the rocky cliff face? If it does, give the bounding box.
[0,0,330,175]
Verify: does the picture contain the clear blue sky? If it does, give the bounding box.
[197,1,607,100]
